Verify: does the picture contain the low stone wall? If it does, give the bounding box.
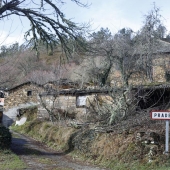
[37,108,50,119]
[3,104,38,127]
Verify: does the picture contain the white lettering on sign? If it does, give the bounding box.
[151,112,170,120]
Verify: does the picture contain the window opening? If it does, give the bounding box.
[27,90,32,96]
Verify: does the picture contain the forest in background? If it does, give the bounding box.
[0,4,170,89]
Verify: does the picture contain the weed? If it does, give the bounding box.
[0,149,26,170]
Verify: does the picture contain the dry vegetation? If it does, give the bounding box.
[11,115,170,170]
[0,44,88,88]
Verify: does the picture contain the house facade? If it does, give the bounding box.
[4,82,45,111]
[38,89,114,122]
[109,51,170,87]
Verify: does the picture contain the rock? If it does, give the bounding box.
[15,117,27,126]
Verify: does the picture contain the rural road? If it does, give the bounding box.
[10,131,107,170]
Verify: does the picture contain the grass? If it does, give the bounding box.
[0,149,26,170]
[11,120,77,151]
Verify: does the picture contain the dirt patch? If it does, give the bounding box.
[10,130,108,170]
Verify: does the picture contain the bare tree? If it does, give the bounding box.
[0,0,89,59]
[39,92,58,123]
[135,5,164,82]
[86,6,166,124]
[38,83,73,123]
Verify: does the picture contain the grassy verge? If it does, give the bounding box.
[11,119,77,151]
[10,119,170,170]
[0,149,26,170]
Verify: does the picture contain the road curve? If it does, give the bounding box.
[10,130,108,170]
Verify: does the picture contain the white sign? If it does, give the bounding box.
[0,98,4,106]
[151,111,170,154]
[151,111,170,120]
[77,96,87,106]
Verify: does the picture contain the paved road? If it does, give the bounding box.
[10,131,107,170]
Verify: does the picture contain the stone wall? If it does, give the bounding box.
[38,94,112,122]
[38,95,87,121]
[4,84,44,111]
[109,53,170,86]
[152,54,170,83]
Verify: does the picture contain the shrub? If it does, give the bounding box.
[0,125,12,149]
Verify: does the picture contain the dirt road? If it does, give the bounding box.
[10,131,107,170]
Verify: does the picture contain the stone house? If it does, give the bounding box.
[2,80,81,126]
[136,41,170,109]
[103,40,170,111]
[3,79,79,110]
[38,89,113,121]
[108,40,170,87]
[4,81,45,111]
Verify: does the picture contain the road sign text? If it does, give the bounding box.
[151,111,170,120]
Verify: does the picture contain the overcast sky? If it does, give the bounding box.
[1,0,170,46]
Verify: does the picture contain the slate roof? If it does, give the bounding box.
[5,79,79,92]
[6,81,44,91]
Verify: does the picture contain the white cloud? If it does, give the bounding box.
[63,0,170,34]
[1,0,170,46]
[0,31,25,46]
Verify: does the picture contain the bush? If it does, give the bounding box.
[0,125,12,149]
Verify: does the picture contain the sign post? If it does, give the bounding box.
[166,120,169,153]
[150,111,170,154]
